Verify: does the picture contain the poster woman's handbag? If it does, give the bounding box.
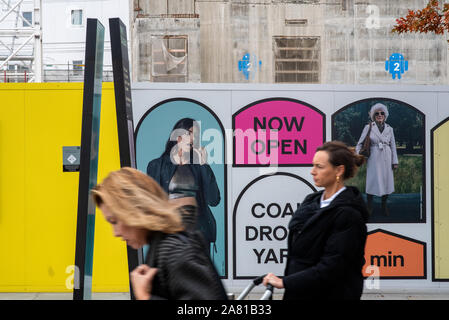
[359,122,372,158]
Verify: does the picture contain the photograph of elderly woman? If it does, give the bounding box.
[332,98,424,223]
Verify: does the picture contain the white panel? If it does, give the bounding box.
[130,83,449,293]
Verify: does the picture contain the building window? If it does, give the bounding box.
[273,36,320,83]
[71,9,83,26]
[151,35,188,82]
[22,12,32,27]
[72,60,83,76]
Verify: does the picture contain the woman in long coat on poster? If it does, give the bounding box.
[356,103,398,215]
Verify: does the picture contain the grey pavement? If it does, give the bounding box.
[0,291,448,300]
[0,292,131,300]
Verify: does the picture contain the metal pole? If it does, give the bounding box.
[0,0,32,27]
[0,0,24,24]
[109,17,142,299]
[33,0,43,82]
[0,33,34,69]
[73,19,105,300]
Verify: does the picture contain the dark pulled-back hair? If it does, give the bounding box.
[316,141,365,180]
[162,117,196,157]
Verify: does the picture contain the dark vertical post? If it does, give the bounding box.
[109,17,143,300]
[73,18,105,300]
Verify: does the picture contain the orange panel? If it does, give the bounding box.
[363,229,425,278]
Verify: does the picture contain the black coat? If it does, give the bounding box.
[147,154,220,244]
[283,186,368,300]
[146,230,228,300]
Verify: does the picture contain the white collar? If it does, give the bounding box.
[320,187,347,208]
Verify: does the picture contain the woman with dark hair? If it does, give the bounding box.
[146,118,221,257]
[263,141,369,300]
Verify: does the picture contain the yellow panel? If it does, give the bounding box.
[91,85,129,292]
[0,85,26,291]
[24,83,85,291]
[434,119,449,279]
[0,83,129,292]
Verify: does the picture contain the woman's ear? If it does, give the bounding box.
[336,164,345,179]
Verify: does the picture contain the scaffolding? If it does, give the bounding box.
[0,0,42,82]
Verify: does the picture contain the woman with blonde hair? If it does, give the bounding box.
[91,167,227,300]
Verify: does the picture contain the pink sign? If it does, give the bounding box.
[233,98,324,166]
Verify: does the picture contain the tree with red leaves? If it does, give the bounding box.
[392,0,449,40]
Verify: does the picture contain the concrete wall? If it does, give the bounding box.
[131,0,449,84]
[324,0,448,85]
[135,0,196,15]
[132,17,200,82]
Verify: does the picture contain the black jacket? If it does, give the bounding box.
[147,154,220,244]
[146,230,228,300]
[283,186,368,300]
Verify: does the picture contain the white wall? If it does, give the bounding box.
[42,0,130,67]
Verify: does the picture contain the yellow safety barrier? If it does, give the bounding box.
[433,118,449,280]
[0,83,129,292]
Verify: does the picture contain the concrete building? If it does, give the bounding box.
[130,0,449,84]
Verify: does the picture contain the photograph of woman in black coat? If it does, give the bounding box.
[146,118,221,258]
[263,141,369,300]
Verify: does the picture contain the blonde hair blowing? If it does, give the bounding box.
[91,167,185,234]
